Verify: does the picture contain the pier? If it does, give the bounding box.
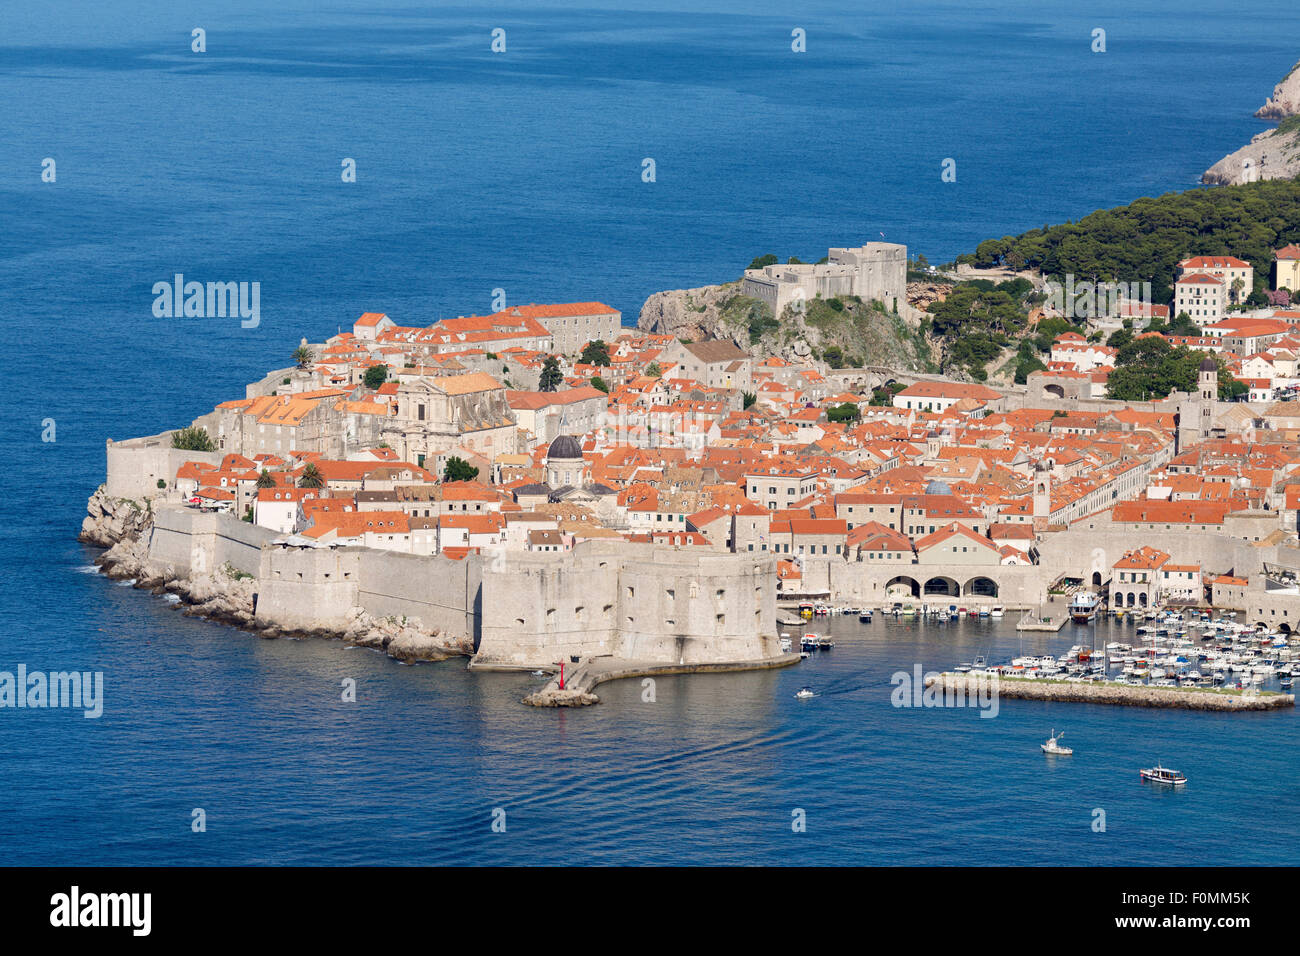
[927,672,1295,712]
[1016,611,1068,632]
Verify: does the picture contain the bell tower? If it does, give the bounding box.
[1198,357,1216,440]
[1032,460,1052,532]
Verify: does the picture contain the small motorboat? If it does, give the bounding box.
[530,670,548,678]
[795,687,816,700]
[1140,764,1187,786]
[990,605,1005,618]
[859,610,873,623]
[1041,730,1072,756]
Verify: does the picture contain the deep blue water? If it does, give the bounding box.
[2,0,1298,864]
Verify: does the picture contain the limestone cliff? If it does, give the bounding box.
[1203,57,1300,185]
[1256,58,1300,120]
[638,280,933,370]
[1202,122,1300,185]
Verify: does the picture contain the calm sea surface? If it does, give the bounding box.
[1,0,1297,864]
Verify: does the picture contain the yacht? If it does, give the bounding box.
[1140,764,1187,786]
[1041,730,1072,756]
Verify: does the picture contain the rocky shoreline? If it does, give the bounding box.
[80,486,471,664]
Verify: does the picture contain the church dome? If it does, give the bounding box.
[1200,357,1217,372]
[546,434,583,460]
[924,479,952,496]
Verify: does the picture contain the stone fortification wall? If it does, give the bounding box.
[474,541,779,668]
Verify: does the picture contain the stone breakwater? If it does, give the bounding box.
[80,486,470,663]
[515,653,800,707]
[928,673,1294,712]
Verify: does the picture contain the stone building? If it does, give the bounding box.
[657,339,754,392]
[382,372,517,468]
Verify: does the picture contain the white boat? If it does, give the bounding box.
[1069,591,1100,623]
[795,687,815,700]
[1140,764,1186,786]
[990,605,1005,618]
[1041,729,1072,756]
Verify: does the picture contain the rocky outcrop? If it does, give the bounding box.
[905,280,953,313]
[80,486,154,549]
[1203,57,1300,185]
[1256,59,1300,120]
[638,280,932,369]
[341,608,471,662]
[523,686,600,707]
[638,281,749,346]
[1201,124,1300,185]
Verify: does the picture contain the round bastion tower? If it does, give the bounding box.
[545,434,584,488]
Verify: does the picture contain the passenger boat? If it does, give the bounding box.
[1069,591,1101,623]
[1041,730,1072,756]
[800,634,820,649]
[1140,764,1187,786]
[798,602,814,620]
[859,610,873,623]
[795,687,815,700]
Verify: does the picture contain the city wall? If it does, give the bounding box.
[475,541,779,668]
[106,433,223,501]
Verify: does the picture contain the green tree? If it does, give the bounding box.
[256,468,277,489]
[645,361,662,378]
[298,463,324,489]
[742,391,757,409]
[443,456,479,483]
[364,364,388,390]
[826,402,861,423]
[171,426,216,452]
[293,344,315,368]
[539,356,563,392]
[747,254,778,270]
[590,376,609,393]
[579,340,611,367]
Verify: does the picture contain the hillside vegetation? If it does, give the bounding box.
[960,178,1300,304]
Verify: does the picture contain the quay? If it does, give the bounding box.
[927,672,1295,712]
[507,652,801,707]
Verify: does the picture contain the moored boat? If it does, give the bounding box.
[1069,591,1100,623]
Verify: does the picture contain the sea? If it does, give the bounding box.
[1,0,1297,865]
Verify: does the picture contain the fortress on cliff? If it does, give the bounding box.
[740,242,908,318]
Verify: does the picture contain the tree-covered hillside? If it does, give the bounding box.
[961,178,1300,304]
